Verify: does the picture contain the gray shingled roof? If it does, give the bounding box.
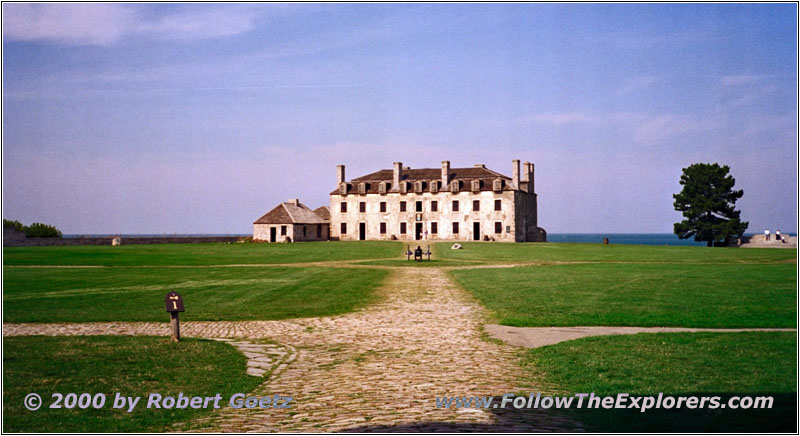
[254,201,328,225]
[352,166,510,182]
[330,165,515,195]
[313,206,331,221]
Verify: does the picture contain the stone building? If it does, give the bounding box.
[329,160,546,242]
[253,199,329,242]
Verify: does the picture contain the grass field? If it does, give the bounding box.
[3,241,795,432]
[434,241,795,264]
[525,332,797,432]
[3,336,262,433]
[450,262,796,327]
[3,266,388,322]
[2,241,401,266]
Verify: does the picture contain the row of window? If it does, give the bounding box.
[340,222,506,234]
[341,199,503,213]
[344,179,506,195]
[277,225,323,238]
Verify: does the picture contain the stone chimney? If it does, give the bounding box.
[528,162,535,193]
[336,164,345,185]
[522,162,531,183]
[512,159,520,189]
[288,198,300,206]
[521,162,531,193]
[393,162,403,188]
[474,164,486,168]
[441,160,450,187]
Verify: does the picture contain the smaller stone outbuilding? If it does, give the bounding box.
[253,199,329,242]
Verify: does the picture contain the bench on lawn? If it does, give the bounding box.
[406,245,432,261]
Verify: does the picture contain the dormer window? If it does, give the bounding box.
[493,179,503,192]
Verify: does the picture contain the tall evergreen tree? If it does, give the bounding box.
[673,163,748,247]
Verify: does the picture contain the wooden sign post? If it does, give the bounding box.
[164,291,185,342]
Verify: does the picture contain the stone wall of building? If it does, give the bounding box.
[329,159,547,243]
[254,224,280,242]
[330,190,518,242]
[253,223,328,243]
[513,190,544,242]
[3,235,243,247]
[292,223,329,242]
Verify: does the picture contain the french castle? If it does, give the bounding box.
[254,160,546,243]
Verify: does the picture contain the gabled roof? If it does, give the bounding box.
[313,206,331,221]
[254,201,328,225]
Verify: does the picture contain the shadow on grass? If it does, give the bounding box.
[340,406,581,432]
[567,392,796,433]
[340,393,796,433]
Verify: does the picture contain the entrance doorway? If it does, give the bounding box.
[270,227,277,243]
[473,222,480,241]
[359,222,366,241]
[415,223,423,240]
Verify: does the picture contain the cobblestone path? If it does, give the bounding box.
[3,267,581,432]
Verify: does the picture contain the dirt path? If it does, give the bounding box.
[740,234,797,248]
[3,268,581,432]
[485,325,797,348]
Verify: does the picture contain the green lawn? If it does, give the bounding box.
[3,266,388,322]
[435,241,796,265]
[2,241,796,432]
[525,332,797,432]
[3,241,402,266]
[451,263,796,327]
[3,336,262,433]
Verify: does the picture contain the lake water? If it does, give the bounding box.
[63,233,794,246]
[548,233,796,246]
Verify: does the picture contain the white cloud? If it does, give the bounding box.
[138,7,257,41]
[634,115,723,144]
[2,4,261,46]
[2,4,137,46]
[523,112,599,125]
[593,29,701,50]
[619,76,662,95]
[492,111,645,127]
[736,114,796,140]
[719,75,767,86]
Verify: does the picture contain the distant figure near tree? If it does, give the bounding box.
[673,163,748,247]
[765,229,770,241]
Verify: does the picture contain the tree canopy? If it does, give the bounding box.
[25,222,63,238]
[3,219,24,232]
[3,219,62,238]
[673,163,748,247]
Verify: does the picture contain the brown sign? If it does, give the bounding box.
[165,291,185,312]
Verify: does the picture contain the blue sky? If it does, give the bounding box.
[2,3,797,234]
